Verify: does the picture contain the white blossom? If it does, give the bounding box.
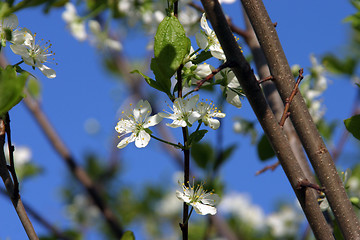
[10,30,56,78]
[215,69,243,108]
[266,206,303,237]
[115,100,162,149]
[196,13,225,60]
[197,100,226,130]
[62,2,87,41]
[176,180,220,215]
[88,20,122,51]
[159,95,201,128]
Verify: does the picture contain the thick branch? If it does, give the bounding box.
[243,10,317,188]
[241,0,360,238]
[199,0,334,239]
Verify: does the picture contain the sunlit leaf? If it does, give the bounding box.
[344,114,360,140]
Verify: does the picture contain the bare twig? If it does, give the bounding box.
[255,161,280,175]
[297,179,325,193]
[0,117,39,240]
[257,75,273,85]
[278,69,303,127]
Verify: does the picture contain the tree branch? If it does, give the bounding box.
[241,0,360,238]
[0,117,39,240]
[199,0,334,239]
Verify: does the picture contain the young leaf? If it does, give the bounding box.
[344,114,360,141]
[191,142,214,169]
[191,50,212,65]
[214,144,237,171]
[131,70,164,92]
[257,134,275,161]
[151,16,191,95]
[188,129,208,145]
[0,66,27,115]
[121,231,135,240]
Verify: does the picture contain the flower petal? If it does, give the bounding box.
[37,64,56,79]
[192,202,217,215]
[143,113,163,128]
[117,134,136,149]
[134,130,151,148]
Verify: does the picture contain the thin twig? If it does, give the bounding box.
[0,117,39,240]
[255,161,280,175]
[278,69,303,127]
[297,179,325,193]
[4,113,19,199]
[257,75,274,85]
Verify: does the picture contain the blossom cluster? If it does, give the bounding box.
[115,95,225,149]
[0,14,56,78]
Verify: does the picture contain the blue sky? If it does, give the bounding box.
[0,0,358,239]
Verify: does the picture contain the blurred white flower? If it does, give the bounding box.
[266,206,303,237]
[0,14,18,46]
[84,118,100,135]
[62,3,87,41]
[66,194,100,227]
[156,192,182,217]
[4,145,32,166]
[219,192,265,230]
[88,20,122,51]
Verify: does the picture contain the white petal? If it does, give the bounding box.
[176,191,191,203]
[201,193,220,205]
[10,44,28,56]
[143,114,163,128]
[226,89,242,108]
[134,130,151,148]
[200,13,212,35]
[117,134,136,149]
[195,32,208,50]
[2,14,18,29]
[187,111,202,125]
[192,202,217,215]
[37,64,56,79]
[207,118,220,130]
[134,100,151,121]
[167,120,187,128]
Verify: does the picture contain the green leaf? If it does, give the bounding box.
[188,129,208,145]
[322,54,357,75]
[344,114,360,141]
[151,16,191,95]
[0,66,28,115]
[191,142,214,169]
[131,70,164,92]
[191,51,212,64]
[121,231,135,240]
[257,134,275,161]
[27,77,41,99]
[214,144,237,171]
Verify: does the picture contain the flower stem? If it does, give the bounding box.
[150,134,183,149]
[12,60,24,67]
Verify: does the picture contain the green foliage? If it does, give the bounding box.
[322,54,357,75]
[191,142,214,169]
[317,119,337,141]
[27,77,42,99]
[344,114,360,140]
[188,129,208,146]
[257,134,275,161]
[150,16,191,97]
[121,231,135,240]
[191,50,212,65]
[0,66,28,115]
[214,144,236,171]
[17,163,43,181]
